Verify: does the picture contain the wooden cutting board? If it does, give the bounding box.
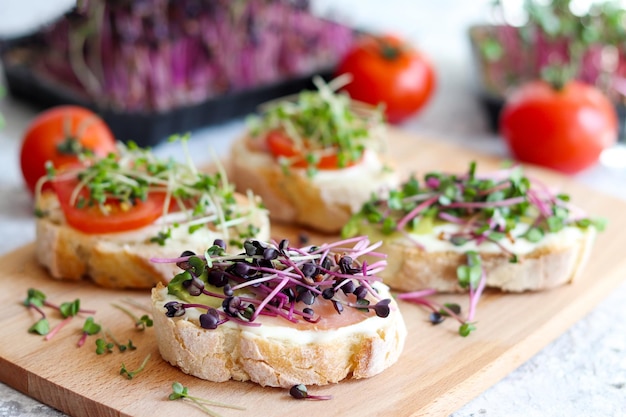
[2,130,626,417]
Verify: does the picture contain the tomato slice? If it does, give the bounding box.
[51,176,167,234]
[265,130,360,169]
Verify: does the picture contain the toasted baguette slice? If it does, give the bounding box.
[151,281,406,388]
[230,136,398,233]
[380,225,597,292]
[35,191,270,289]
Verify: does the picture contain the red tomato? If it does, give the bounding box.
[265,130,360,169]
[52,176,166,234]
[20,105,117,194]
[500,81,618,174]
[335,34,436,124]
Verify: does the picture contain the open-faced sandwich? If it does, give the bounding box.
[343,162,604,293]
[34,139,269,289]
[230,75,399,234]
[151,236,407,388]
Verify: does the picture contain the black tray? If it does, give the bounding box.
[1,36,334,147]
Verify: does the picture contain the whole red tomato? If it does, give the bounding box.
[19,105,117,194]
[500,81,618,174]
[335,34,436,124]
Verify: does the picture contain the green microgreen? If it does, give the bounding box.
[95,338,114,355]
[29,319,50,335]
[77,317,101,347]
[111,303,153,330]
[24,288,46,308]
[399,252,485,337]
[97,329,136,353]
[23,289,95,340]
[248,75,385,175]
[168,382,246,416]
[120,353,151,380]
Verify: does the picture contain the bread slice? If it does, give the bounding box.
[151,281,406,388]
[230,135,399,234]
[379,226,597,292]
[35,191,270,289]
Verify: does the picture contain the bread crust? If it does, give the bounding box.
[35,192,270,289]
[229,136,398,233]
[380,227,597,292]
[151,283,407,387]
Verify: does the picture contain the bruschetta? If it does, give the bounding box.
[34,139,270,289]
[343,162,603,293]
[230,76,399,234]
[151,236,407,387]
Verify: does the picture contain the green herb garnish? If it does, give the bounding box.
[77,317,102,347]
[248,75,385,176]
[23,289,95,340]
[111,302,153,330]
[168,381,246,416]
[120,353,151,379]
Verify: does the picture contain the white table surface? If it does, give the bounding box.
[1,1,626,416]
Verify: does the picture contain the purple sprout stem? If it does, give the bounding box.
[396,195,440,231]
[359,279,382,301]
[467,269,487,322]
[438,211,466,225]
[350,240,384,260]
[28,304,47,319]
[445,196,526,209]
[77,332,88,347]
[397,288,437,299]
[398,291,467,325]
[251,277,289,321]
[44,316,73,341]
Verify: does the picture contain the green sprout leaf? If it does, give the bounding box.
[120,354,151,379]
[59,299,80,318]
[95,338,114,355]
[24,288,47,307]
[459,322,477,337]
[28,318,50,335]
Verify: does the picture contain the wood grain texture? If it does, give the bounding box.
[2,131,626,417]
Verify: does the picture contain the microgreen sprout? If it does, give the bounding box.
[398,252,485,337]
[289,384,333,401]
[168,382,246,416]
[24,289,50,335]
[249,75,385,176]
[153,236,392,329]
[95,338,114,355]
[96,329,136,353]
[23,289,96,340]
[77,317,101,347]
[111,303,153,330]
[120,353,151,380]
